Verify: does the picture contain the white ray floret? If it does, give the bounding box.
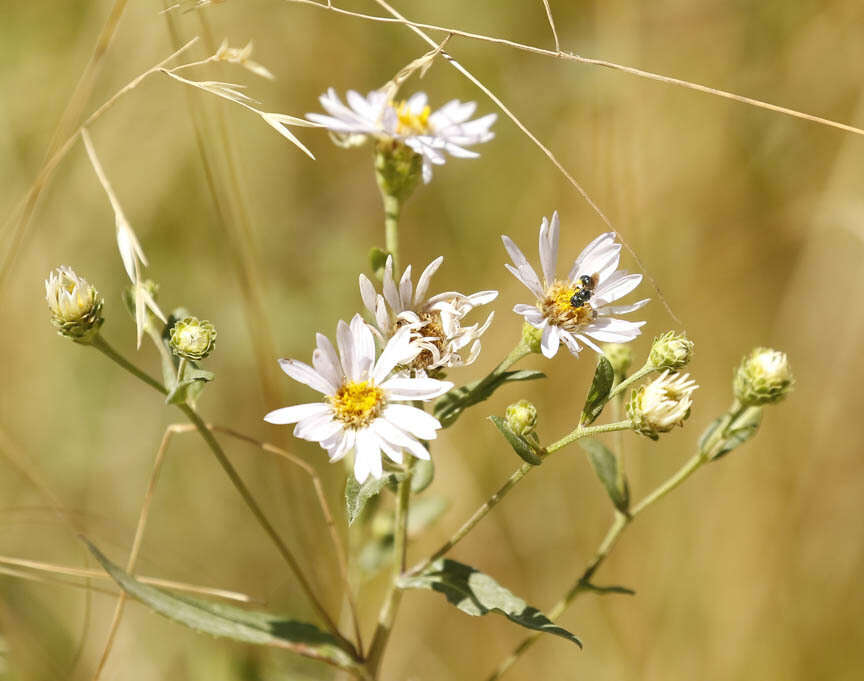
[503,212,649,359]
[264,314,453,483]
[358,256,497,375]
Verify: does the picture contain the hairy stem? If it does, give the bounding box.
[383,193,400,272]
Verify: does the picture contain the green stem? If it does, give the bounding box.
[89,335,354,653]
[383,193,400,272]
[546,420,633,453]
[366,461,414,673]
[176,357,187,383]
[606,362,656,401]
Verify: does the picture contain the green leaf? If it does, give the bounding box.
[399,559,581,647]
[407,495,449,536]
[165,368,215,406]
[410,457,435,494]
[434,370,545,428]
[369,247,390,279]
[699,407,762,461]
[581,356,614,425]
[345,473,401,526]
[488,416,543,465]
[83,539,361,673]
[579,439,629,512]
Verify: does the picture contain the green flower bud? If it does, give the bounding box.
[45,266,104,343]
[602,343,633,378]
[169,316,217,361]
[649,331,694,370]
[521,321,543,354]
[628,371,698,440]
[505,399,538,437]
[733,347,794,406]
[375,140,423,203]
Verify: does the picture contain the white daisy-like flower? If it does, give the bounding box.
[628,370,698,438]
[503,212,649,359]
[264,314,453,483]
[306,89,496,182]
[358,256,497,376]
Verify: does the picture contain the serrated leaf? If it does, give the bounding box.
[434,370,545,428]
[699,407,762,461]
[84,540,361,673]
[345,473,401,525]
[579,439,629,512]
[399,559,581,647]
[489,416,543,465]
[581,356,614,425]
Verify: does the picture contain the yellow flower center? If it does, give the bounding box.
[330,381,385,428]
[395,100,431,134]
[538,280,596,331]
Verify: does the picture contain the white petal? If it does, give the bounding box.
[375,295,391,332]
[381,376,453,400]
[354,428,383,481]
[501,236,544,298]
[382,256,403,312]
[559,332,582,356]
[372,419,431,460]
[540,324,561,359]
[595,298,650,316]
[264,402,331,425]
[313,336,342,389]
[538,212,560,286]
[372,326,417,383]
[399,265,413,308]
[295,413,342,442]
[593,273,643,306]
[567,232,616,281]
[359,274,378,315]
[336,319,356,383]
[278,359,336,395]
[328,429,355,463]
[465,290,498,306]
[414,256,444,306]
[350,313,375,380]
[584,317,646,342]
[383,404,442,441]
[377,434,404,464]
[573,332,604,354]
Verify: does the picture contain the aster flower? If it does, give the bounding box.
[45,265,104,342]
[358,256,497,376]
[503,212,649,359]
[629,371,698,439]
[264,315,453,483]
[306,89,496,182]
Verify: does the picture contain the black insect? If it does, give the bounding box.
[570,274,599,308]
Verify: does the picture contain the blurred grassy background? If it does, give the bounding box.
[2,0,864,679]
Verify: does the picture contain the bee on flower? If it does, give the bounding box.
[306,88,496,183]
[358,256,497,376]
[503,212,649,359]
[264,315,453,483]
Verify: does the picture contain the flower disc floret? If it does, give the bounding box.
[503,212,649,359]
[331,381,385,428]
[169,317,217,361]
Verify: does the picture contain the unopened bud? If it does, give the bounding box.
[521,321,543,354]
[628,371,698,440]
[375,140,423,203]
[45,266,104,342]
[733,348,793,406]
[169,317,217,361]
[505,399,537,437]
[649,331,694,370]
[603,343,633,378]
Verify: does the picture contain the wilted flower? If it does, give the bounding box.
[649,331,694,370]
[306,89,496,183]
[45,266,104,342]
[505,399,538,437]
[359,256,497,376]
[628,371,698,439]
[169,317,217,361]
[264,315,453,483]
[504,212,648,359]
[734,348,794,406]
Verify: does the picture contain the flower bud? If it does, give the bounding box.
[45,266,104,342]
[628,370,698,440]
[602,343,633,378]
[521,321,543,354]
[733,347,793,406]
[375,140,423,203]
[505,399,538,437]
[169,317,217,361]
[649,331,694,370]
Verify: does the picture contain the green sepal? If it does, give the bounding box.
[369,247,390,280]
[434,370,546,428]
[699,407,762,461]
[165,368,215,406]
[398,558,581,648]
[581,356,614,426]
[579,439,629,512]
[83,539,361,673]
[489,416,543,465]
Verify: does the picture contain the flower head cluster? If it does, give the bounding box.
[504,212,648,359]
[45,266,104,342]
[264,315,453,482]
[307,89,496,183]
[734,348,794,406]
[629,371,699,439]
[359,256,497,376]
